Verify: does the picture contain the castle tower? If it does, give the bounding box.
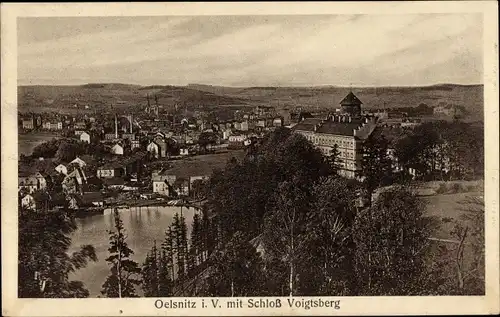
[339,91,362,118]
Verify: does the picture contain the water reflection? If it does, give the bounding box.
[69,206,198,297]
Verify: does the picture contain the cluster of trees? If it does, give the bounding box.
[189,127,448,296]
[197,131,218,153]
[135,127,444,296]
[394,121,484,180]
[29,138,108,162]
[386,103,434,117]
[140,211,217,296]
[179,126,482,296]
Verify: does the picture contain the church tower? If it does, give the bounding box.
[339,91,362,118]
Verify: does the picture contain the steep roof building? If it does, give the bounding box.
[340,91,363,118]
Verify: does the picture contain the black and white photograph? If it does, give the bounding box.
[2,2,499,316]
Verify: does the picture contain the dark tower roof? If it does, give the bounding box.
[340,92,363,105]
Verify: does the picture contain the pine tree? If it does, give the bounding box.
[101,209,142,297]
[162,227,175,281]
[141,241,159,297]
[171,213,185,280]
[190,213,202,266]
[179,214,189,278]
[201,209,215,261]
[327,144,342,176]
[157,249,173,296]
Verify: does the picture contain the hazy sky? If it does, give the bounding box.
[18,14,483,87]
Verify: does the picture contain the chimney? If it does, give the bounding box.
[114,115,118,139]
[129,115,133,133]
[314,124,318,132]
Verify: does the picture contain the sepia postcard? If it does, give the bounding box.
[1,1,499,316]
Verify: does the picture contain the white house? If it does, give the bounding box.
[180,148,189,156]
[152,169,176,196]
[222,129,232,140]
[18,172,47,194]
[80,131,91,143]
[55,164,68,175]
[111,144,124,155]
[147,141,160,158]
[21,194,36,210]
[273,117,283,127]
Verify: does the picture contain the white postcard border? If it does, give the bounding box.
[2,1,499,316]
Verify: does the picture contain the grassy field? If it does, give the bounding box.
[422,191,483,240]
[165,150,246,178]
[418,182,484,293]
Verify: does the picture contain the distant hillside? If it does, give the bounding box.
[190,83,483,120]
[18,83,249,114]
[18,83,483,120]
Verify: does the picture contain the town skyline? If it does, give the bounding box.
[18,14,483,87]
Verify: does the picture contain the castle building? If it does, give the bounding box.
[293,92,377,178]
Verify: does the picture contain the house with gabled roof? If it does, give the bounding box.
[152,169,176,196]
[18,171,47,194]
[55,164,68,175]
[21,194,36,210]
[62,165,88,193]
[111,143,124,155]
[80,131,91,143]
[68,192,104,210]
[147,138,167,158]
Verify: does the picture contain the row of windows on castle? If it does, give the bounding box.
[301,133,357,149]
[317,147,357,160]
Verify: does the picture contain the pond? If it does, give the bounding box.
[69,205,198,297]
